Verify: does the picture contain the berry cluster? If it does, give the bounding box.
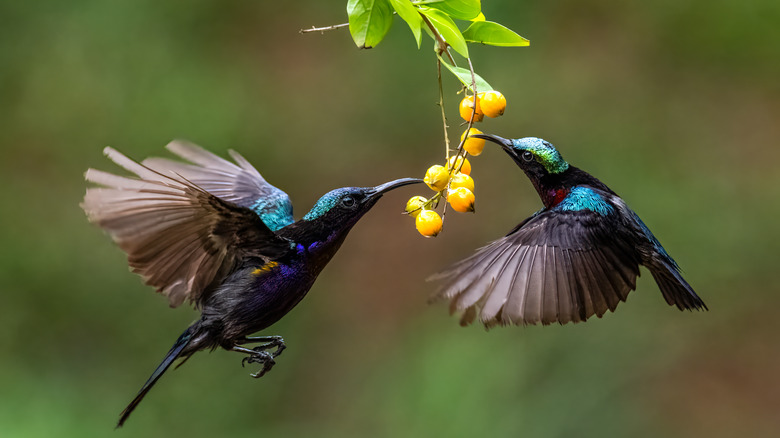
[406,90,507,237]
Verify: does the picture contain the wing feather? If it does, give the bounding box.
[541,246,559,324]
[453,243,516,312]
[141,140,294,230]
[478,245,525,323]
[499,246,534,324]
[431,186,642,326]
[83,147,293,307]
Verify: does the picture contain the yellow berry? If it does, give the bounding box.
[415,209,443,237]
[405,196,428,218]
[423,165,449,192]
[460,128,485,156]
[480,90,506,118]
[447,155,471,176]
[459,95,483,122]
[449,173,474,192]
[447,187,475,213]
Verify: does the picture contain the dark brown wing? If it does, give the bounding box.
[82,147,293,307]
[430,209,640,326]
[141,140,294,231]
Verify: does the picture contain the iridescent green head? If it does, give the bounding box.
[296,177,422,244]
[473,134,569,175]
[301,178,423,224]
[510,137,569,174]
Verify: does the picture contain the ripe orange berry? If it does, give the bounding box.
[480,90,506,118]
[460,128,486,156]
[447,155,471,176]
[447,187,475,213]
[424,165,449,192]
[405,196,428,218]
[415,209,443,237]
[449,173,474,192]
[459,95,484,122]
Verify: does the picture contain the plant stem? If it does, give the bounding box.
[299,23,349,34]
[437,58,450,160]
[420,14,456,65]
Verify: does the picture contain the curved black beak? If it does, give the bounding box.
[472,133,513,148]
[367,177,423,199]
[471,133,517,159]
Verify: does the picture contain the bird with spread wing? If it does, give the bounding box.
[431,135,707,327]
[82,141,421,426]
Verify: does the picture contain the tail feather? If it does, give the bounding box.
[651,262,708,312]
[117,329,193,427]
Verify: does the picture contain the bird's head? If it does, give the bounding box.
[474,134,569,180]
[299,177,422,240]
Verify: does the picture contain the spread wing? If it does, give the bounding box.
[142,140,294,231]
[431,207,641,327]
[82,147,294,307]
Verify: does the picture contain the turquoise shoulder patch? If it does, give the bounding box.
[557,187,614,216]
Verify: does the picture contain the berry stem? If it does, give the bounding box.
[436,58,451,161]
[441,58,479,225]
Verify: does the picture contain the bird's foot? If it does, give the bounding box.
[242,335,286,359]
[241,351,276,378]
[233,339,285,379]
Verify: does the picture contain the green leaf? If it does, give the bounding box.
[419,7,468,57]
[426,0,481,21]
[438,56,492,92]
[462,21,530,47]
[347,0,394,49]
[389,0,422,48]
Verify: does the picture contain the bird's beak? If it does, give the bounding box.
[471,133,516,157]
[367,177,423,200]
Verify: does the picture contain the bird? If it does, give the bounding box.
[81,140,421,427]
[431,135,707,327]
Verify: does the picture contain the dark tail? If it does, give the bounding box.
[117,328,193,428]
[651,261,708,312]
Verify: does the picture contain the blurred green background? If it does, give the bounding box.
[2,0,779,437]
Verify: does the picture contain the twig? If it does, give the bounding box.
[436,59,450,160]
[299,23,349,34]
[420,14,456,66]
[441,57,479,222]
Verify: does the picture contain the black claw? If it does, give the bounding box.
[240,351,276,378]
[234,338,286,378]
[272,343,286,358]
[250,360,275,378]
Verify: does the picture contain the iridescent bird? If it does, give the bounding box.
[432,135,706,327]
[81,141,421,426]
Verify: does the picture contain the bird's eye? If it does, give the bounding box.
[341,196,356,208]
[521,151,534,162]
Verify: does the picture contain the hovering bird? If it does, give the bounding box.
[432,135,706,327]
[81,141,421,426]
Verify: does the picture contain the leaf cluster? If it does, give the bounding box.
[347,0,529,89]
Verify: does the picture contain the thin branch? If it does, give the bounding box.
[420,14,456,66]
[437,59,451,160]
[441,57,479,222]
[449,58,478,172]
[463,56,478,139]
[435,57,453,225]
[299,23,349,34]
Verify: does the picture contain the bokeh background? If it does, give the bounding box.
[2,1,779,437]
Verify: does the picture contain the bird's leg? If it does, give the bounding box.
[233,345,277,378]
[237,335,286,358]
